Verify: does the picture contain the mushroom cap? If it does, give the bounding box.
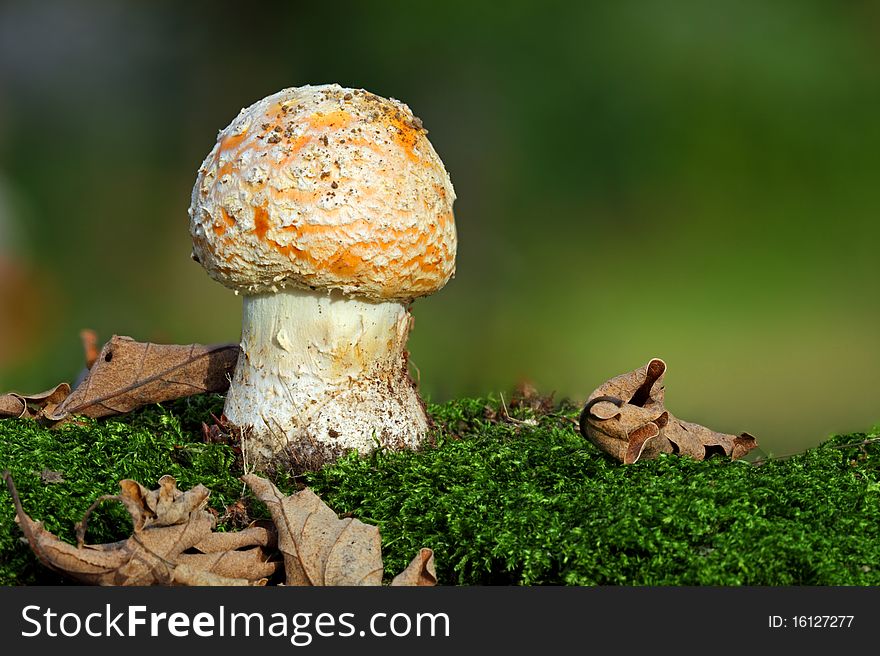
[189,84,457,301]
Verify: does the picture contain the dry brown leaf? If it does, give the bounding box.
[391,548,437,586]
[243,475,436,586]
[243,474,384,586]
[0,394,24,418]
[169,563,265,586]
[579,358,758,464]
[5,470,435,587]
[3,471,277,586]
[114,476,212,532]
[46,335,239,422]
[0,383,71,420]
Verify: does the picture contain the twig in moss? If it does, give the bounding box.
[3,470,46,566]
[826,437,880,450]
[75,494,125,548]
[498,393,538,427]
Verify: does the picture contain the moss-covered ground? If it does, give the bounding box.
[1,394,878,586]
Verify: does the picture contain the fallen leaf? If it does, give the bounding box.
[243,474,436,586]
[3,471,277,586]
[168,563,262,586]
[391,548,437,586]
[5,470,435,587]
[0,394,25,418]
[243,474,384,586]
[113,475,212,532]
[579,358,758,464]
[0,383,71,419]
[46,335,239,422]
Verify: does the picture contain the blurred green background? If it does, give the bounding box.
[0,0,877,454]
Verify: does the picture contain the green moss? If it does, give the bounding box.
[307,400,880,585]
[0,394,244,585]
[2,395,879,585]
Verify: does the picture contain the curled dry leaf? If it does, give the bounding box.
[2,471,277,586]
[46,335,239,422]
[391,548,437,586]
[243,474,436,587]
[0,383,71,420]
[579,358,757,464]
[112,475,212,532]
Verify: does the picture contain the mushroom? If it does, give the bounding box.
[189,84,456,471]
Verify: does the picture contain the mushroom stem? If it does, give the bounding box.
[224,287,427,468]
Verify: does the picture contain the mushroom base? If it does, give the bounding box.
[224,288,428,472]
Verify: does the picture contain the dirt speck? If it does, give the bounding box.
[40,469,65,485]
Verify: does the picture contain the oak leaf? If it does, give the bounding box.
[4,471,436,586]
[243,474,383,585]
[46,335,239,422]
[3,471,278,586]
[579,358,757,464]
[243,474,436,586]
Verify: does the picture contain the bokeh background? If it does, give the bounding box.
[0,0,877,454]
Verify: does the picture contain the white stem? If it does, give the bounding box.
[224,288,428,469]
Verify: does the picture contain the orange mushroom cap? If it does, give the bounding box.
[189,84,457,301]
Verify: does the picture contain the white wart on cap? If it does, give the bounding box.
[189,84,457,471]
